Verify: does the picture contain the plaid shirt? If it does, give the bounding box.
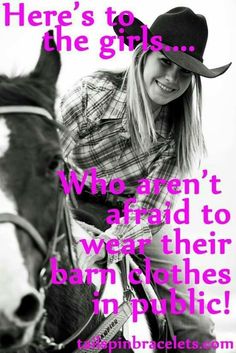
[60,74,178,264]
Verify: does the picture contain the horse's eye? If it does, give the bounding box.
[47,155,62,172]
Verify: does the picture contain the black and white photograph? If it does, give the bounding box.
[0,0,235,352]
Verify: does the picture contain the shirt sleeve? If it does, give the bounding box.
[101,140,179,265]
[59,78,86,161]
[59,75,116,163]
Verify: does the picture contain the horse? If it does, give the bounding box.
[0,33,139,353]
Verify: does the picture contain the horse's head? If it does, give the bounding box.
[0,33,61,351]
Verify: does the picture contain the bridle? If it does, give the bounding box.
[0,106,134,353]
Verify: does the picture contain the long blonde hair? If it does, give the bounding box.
[96,45,205,175]
[125,44,205,174]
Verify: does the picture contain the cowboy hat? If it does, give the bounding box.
[113,7,231,78]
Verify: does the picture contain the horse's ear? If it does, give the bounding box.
[30,30,61,85]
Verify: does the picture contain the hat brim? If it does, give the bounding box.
[162,49,231,78]
[113,16,231,78]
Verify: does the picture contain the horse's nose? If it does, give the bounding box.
[0,313,24,349]
[0,289,43,350]
[0,327,24,349]
[14,291,42,323]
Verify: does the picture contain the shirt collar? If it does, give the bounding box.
[106,84,172,140]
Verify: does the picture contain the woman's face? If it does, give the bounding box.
[143,51,192,109]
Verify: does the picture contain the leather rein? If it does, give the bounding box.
[0,106,133,353]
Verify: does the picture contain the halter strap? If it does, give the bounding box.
[0,213,47,255]
[0,106,54,120]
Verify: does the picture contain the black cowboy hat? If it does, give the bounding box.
[113,7,231,78]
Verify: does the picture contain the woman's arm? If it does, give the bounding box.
[60,74,116,162]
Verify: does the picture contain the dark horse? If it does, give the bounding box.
[0,35,136,353]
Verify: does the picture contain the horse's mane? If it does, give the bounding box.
[0,74,66,131]
[0,74,56,116]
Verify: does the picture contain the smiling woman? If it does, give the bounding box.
[60,5,232,353]
[143,52,192,107]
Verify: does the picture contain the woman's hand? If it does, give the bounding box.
[75,234,106,271]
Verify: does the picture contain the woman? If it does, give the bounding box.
[61,7,231,352]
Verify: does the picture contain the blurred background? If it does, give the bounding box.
[0,0,235,350]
